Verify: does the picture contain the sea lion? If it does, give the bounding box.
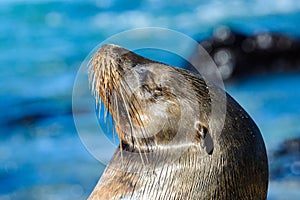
[87,44,268,199]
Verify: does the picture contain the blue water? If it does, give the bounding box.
[1,0,300,199]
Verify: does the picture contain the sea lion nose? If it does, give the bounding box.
[98,44,129,58]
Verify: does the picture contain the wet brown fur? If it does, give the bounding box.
[88,44,268,200]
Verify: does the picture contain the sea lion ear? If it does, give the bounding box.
[194,121,214,155]
[203,131,214,155]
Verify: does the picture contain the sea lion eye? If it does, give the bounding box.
[153,92,159,99]
[153,88,163,99]
[194,121,214,155]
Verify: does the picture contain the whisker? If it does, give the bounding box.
[119,87,147,166]
[118,78,150,165]
[89,52,151,166]
[120,75,151,150]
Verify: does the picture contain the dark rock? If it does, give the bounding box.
[270,138,300,180]
[274,138,300,157]
[188,26,300,81]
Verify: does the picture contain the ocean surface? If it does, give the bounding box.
[1,0,300,199]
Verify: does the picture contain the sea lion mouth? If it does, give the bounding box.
[88,44,214,156]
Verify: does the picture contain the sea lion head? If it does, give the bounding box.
[89,44,214,157]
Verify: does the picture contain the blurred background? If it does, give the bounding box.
[1,0,300,199]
